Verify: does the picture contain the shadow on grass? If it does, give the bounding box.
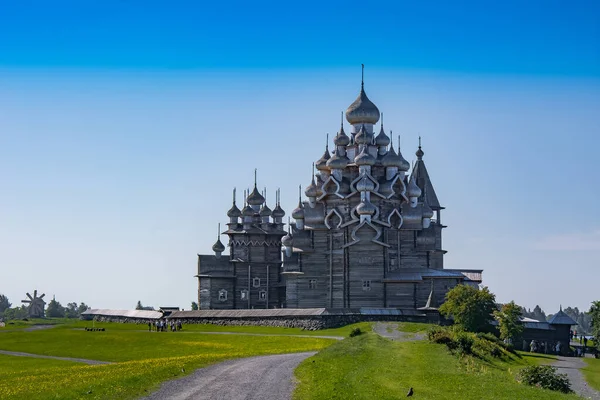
[521,353,558,361]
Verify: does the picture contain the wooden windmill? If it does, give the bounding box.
[21,290,46,318]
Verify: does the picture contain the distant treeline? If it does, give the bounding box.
[0,293,90,320]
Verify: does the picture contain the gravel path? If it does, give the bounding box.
[0,350,113,365]
[373,322,425,341]
[549,356,600,399]
[142,352,316,400]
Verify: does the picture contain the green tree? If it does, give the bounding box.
[589,301,600,348]
[191,301,199,310]
[77,302,90,315]
[45,297,65,318]
[136,300,143,310]
[439,285,496,332]
[495,301,524,342]
[3,306,28,320]
[0,294,11,313]
[64,302,78,318]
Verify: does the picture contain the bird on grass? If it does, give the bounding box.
[407,387,413,397]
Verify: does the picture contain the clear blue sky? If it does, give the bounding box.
[1,1,598,314]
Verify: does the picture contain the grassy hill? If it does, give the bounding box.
[294,329,579,399]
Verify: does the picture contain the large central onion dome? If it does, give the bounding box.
[346,84,380,125]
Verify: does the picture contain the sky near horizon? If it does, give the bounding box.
[1,1,599,314]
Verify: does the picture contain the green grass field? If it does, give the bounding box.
[0,320,336,399]
[1,319,593,399]
[294,331,579,399]
[582,358,600,392]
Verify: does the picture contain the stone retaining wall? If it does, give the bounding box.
[82,311,445,330]
[169,313,442,330]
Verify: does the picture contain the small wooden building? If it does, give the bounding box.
[513,308,577,356]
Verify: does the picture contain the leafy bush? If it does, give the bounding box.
[428,326,511,359]
[517,365,572,393]
[349,327,363,337]
[427,326,453,345]
[455,332,474,355]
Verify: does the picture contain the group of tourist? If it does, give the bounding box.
[148,320,182,332]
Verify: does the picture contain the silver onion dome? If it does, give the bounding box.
[212,238,225,253]
[385,135,410,171]
[416,145,424,159]
[259,203,272,217]
[292,202,305,219]
[327,149,349,169]
[305,178,318,198]
[354,124,371,145]
[227,203,242,218]
[315,148,331,171]
[381,145,402,167]
[375,122,390,147]
[272,204,285,218]
[281,232,294,247]
[247,186,265,206]
[346,85,380,125]
[382,142,409,171]
[407,175,422,198]
[242,203,254,217]
[354,145,376,166]
[334,125,350,146]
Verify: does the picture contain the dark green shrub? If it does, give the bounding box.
[517,365,572,393]
[473,336,504,358]
[349,327,363,337]
[455,332,474,355]
[427,326,453,345]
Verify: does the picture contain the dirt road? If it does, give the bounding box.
[143,352,316,400]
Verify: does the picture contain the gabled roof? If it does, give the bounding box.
[410,158,441,209]
[446,269,483,283]
[81,309,163,319]
[548,309,577,325]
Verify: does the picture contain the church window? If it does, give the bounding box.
[309,279,317,289]
[362,280,372,291]
[259,290,267,301]
[218,289,228,302]
[253,278,261,287]
[240,290,248,300]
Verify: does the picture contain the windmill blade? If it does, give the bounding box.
[26,293,33,300]
[34,290,37,298]
[39,293,46,299]
[22,299,31,304]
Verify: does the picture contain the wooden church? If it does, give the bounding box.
[196,72,482,310]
